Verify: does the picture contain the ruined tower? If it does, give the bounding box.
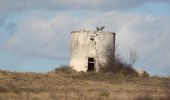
[70,28,116,72]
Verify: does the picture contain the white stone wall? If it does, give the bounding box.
[70,30,115,72]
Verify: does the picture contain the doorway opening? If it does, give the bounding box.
[87,58,95,71]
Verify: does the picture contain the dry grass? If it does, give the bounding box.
[0,68,170,100]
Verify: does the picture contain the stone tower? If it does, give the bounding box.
[70,28,116,72]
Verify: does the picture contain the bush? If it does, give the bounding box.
[99,43,138,76]
[141,71,149,78]
[54,66,76,74]
[118,66,138,76]
[0,85,8,93]
[99,60,138,76]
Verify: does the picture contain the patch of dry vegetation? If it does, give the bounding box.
[0,68,170,100]
[99,42,149,78]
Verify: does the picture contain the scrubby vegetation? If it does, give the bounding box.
[0,44,161,100]
[99,43,149,78]
[0,68,170,100]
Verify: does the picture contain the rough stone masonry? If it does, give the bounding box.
[70,28,116,72]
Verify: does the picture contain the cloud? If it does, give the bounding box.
[0,0,169,15]
[3,12,73,59]
[2,11,102,58]
[115,15,170,75]
[0,17,5,26]
[2,11,170,75]
[0,0,169,75]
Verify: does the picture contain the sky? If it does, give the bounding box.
[0,0,170,76]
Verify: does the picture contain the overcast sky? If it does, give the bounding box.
[0,0,170,76]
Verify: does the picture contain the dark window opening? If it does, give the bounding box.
[90,37,94,41]
[87,58,95,71]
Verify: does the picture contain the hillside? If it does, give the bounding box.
[0,68,170,100]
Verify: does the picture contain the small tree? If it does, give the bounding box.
[99,43,123,73]
[99,43,137,76]
[129,49,138,67]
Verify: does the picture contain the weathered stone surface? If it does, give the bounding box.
[70,30,116,72]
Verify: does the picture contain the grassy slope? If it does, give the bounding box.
[0,69,170,100]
